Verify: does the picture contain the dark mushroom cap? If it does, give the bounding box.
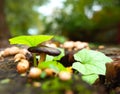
[28,46,61,56]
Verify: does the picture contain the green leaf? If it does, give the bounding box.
[72,62,106,75]
[72,49,113,75]
[53,48,65,61]
[38,61,66,73]
[45,55,54,61]
[40,71,47,79]
[9,35,53,47]
[82,74,98,84]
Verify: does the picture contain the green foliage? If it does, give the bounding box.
[53,48,65,61]
[82,74,98,84]
[5,0,120,43]
[9,35,113,84]
[53,36,67,43]
[9,35,65,71]
[40,71,47,79]
[9,35,53,47]
[42,78,71,91]
[5,0,48,36]
[43,48,65,73]
[41,75,93,94]
[38,48,65,73]
[43,0,120,42]
[72,49,113,84]
[38,61,66,73]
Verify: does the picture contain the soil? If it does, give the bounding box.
[0,55,94,94]
[0,46,120,94]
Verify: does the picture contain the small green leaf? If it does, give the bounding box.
[9,35,53,47]
[53,48,65,61]
[45,55,54,61]
[82,74,98,84]
[40,71,47,79]
[38,61,66,73]
[72,49,113,75]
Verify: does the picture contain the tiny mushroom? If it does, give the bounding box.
[44,68,55,76]
[59,71,72,81]
[3,46,20,56]
[28,67,42,78]
[17,59,29,73]
[14,53,26,62]
[28,45,61,64]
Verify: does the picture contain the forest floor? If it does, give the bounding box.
[0,43,120,94]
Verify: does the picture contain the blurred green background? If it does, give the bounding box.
[0,0,120,47]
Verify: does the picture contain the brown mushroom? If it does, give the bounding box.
[17,59,29,73]
[14,53,26,62]
[28,45,61,65]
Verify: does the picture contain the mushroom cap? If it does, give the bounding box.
[28,46,61,56]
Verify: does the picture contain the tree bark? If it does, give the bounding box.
[117,23,120,43]
[0,0,11,48]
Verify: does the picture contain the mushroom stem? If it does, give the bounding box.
[33,53,37,67]
[39,53,46,64]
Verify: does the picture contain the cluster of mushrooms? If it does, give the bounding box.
[0,45,72,81]
[61,41,89,51]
